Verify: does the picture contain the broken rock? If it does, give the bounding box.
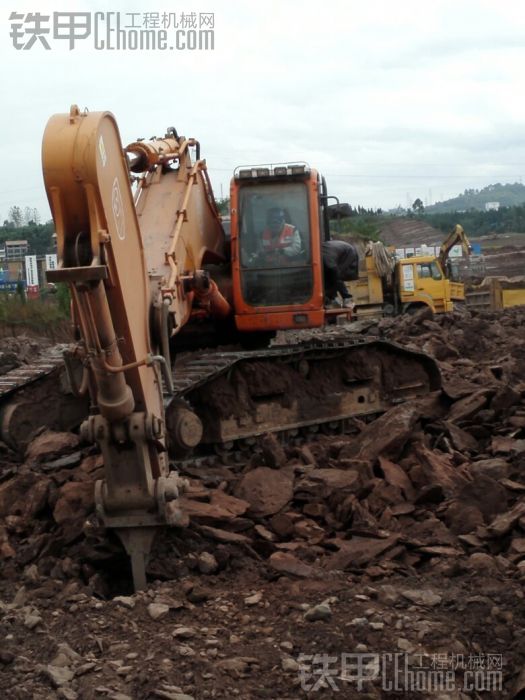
[324,535,401,570]
[0,526,15,559]
[23,611,43,629]
[443,422,478,453]
[178,495,247,524]
[46,664,75,688]
[268,552,318,578]
[443,500,484,535]
[401,589,442,607]
[51,643,81,668]
[490,385,521,414]
[209,490,249,517]
[244,592,263,606]
[293,518,325,541]
[341,404,419,461]
[378,457,416,501]
[269,512,296,538]
[147,603,170,621]
[413,444,469,496]
[114,596,135,609]
[487,501,525,537]
[470,458,510,481]
[216,656,257,677]
[259,433,287,468]
[304,602,332,622]
[52,481,94,524]
[197,552,218,575]
[281,656,301,672]
[467,552,500,573]
[0,473,50,520]
[447,389,491,423]
[457,475,508,522]
[234,467,293,517]
[26,430,80,462]
[303,468,361,493]
[197,525,252,544]
[491,436,525,457]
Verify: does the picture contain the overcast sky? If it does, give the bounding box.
[1,0,525,223]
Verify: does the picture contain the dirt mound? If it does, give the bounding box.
[378,218,445,248]
[1,309,525,698]
[0,336,48,376]
[482,247,525,278]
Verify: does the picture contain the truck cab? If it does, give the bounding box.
[397,255,462,313]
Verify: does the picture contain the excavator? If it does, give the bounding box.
[433,223,472,304]
[39,106,441,589]
[438,223,472,280]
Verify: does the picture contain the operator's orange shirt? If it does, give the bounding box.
[262,223,296,251]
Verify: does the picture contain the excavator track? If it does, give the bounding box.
[166,334,441,456]
[0,334,440,458]
[0,356,62,397]
[0,350,89,452]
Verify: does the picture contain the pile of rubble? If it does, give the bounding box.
[0,336,47,375]
[0,308,524,697]
[0,307,524,590]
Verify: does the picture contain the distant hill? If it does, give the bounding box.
[426,183,525,213]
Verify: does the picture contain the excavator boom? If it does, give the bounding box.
[43,106,188,589]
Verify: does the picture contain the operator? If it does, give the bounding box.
[260,207,302,260]
[322,239,359,308]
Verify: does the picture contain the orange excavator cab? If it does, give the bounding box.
[230,163,336,331]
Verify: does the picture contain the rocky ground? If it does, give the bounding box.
[1,309,525,699]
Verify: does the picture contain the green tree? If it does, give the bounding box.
[216,197,230,216]
[0,220,55,254]
[8,206,22,228]
[412,198,425,215]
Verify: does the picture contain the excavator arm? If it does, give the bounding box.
[42,105,226,589]
[438,224,472,273]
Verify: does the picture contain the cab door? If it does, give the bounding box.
[398,259,445,312]
[413,260,450,312]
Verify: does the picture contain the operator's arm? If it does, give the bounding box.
[249,234,271,263]
[282,227,302,257]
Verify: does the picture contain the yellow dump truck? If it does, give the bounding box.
[347,224,471,318]
[348,249,464,318]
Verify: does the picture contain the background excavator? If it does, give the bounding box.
[41,106,441,589]
[437,223,472,280]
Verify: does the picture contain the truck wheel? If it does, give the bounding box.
[405,303,431,317]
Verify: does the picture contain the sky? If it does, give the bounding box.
[1,0,525,223]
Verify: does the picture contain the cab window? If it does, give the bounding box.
[237,181,313,306]
[417,262,442,281]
